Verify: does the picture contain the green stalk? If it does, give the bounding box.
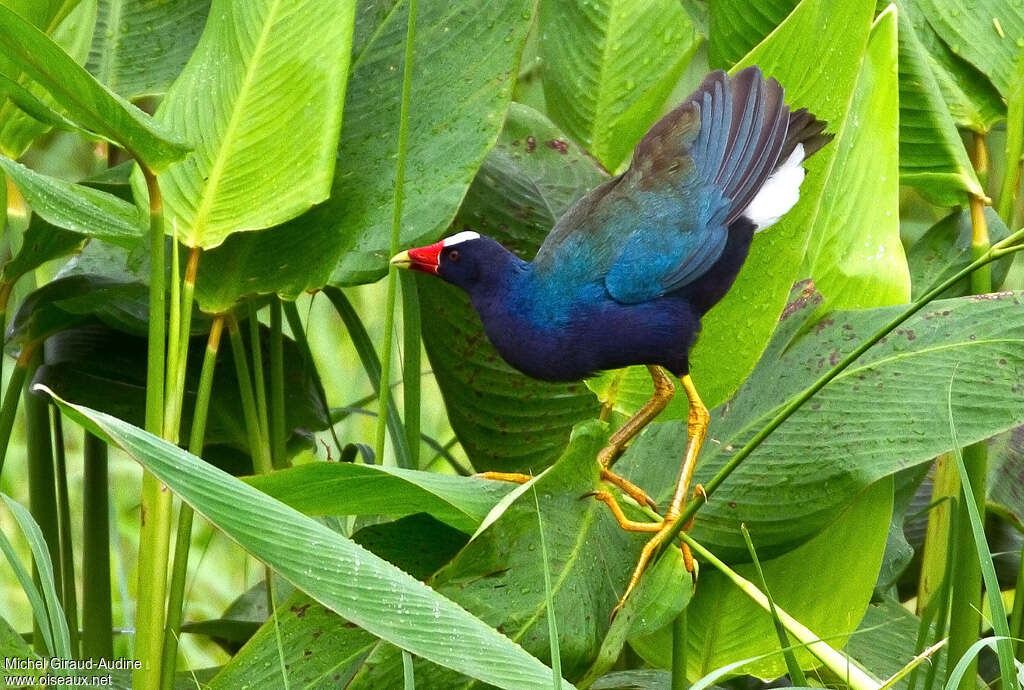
[282,301,343,455]
[680,533,878,690]
[160,317,223,690]
[81,431,112,660]
[671,610,687,690]
[997,51,1024,228]
[375,0,417,464]
[0,344,34,477]
[248,302,271,459]
[915,454,958,616]
[24,358,61,656]
[51,410,78,656]
[946,175,992,690]
[657,227,1024,553]
[269,300,286,466]
[1012,549,1024,657]
[228,317,272,475]
[399,272,421,468]
[163,247,200,442]
[135,166,170,690]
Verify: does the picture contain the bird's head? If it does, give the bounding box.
[390,231,515,292]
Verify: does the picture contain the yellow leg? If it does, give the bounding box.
[596,365,674,511]
[475,471,532,483]
[610,374,710,618]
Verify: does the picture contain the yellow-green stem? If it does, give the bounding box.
[51,410,78,656]
[269,301,286,466]
[228,317,272,475]
[248,302,271,461]
[0,344,34,476]
[135,166,170,690]
[399,272,421,468]
[680,533,878,690]
[671,610,687,690]
[915,454,958,615]
[375,0,417,464]
[160,316,223,690]
[81,432,112,660]
[163,247,200,441]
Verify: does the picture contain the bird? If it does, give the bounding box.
[391,66,832,614]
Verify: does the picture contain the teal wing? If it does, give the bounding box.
[533,67,801,305]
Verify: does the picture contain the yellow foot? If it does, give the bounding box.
[600,468,659,511]
[475,471,532,483]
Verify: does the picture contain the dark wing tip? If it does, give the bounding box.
[784,107,834,160]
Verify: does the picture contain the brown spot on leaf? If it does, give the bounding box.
[546,139,569,154]
[525,136,536,153]
[290,603,311,618]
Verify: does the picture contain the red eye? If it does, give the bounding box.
[447,249,460,262]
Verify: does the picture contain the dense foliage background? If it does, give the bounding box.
[0,0,1023,688]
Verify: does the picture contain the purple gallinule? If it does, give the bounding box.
[392,66,832,613]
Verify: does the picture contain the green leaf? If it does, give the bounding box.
[899,0,1004,132]
[1,217,83,284]
[893,5,985,206]
[802,6,909,311]
[706,0,796,69]
[0,155,143,247]
[244,463,514,533]
[538,0,700,171]
[209,590,380,689]
[44,389,572,690]
[907,208,1015,300]
[844,601,941,690]
[329,0,537,285]
[0,3,188,170]
[86,0,210,99]
[917,0,1024,98]
[319,421,693,687]
[688,0,877,408]
[630,478,891,680]
[988,424,1024,531]
[0,71,91,137]
[618,287,1024,559]
[418,103,601,473]
[156,0,354,248]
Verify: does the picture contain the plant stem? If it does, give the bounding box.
[269,300,286,466]
[163,247,200,442]
[946,168,993,690]
[376,0,417,465]
[658,227,1024,552]
[81,431,112,660]
[671,609,687,690]
[915,455,958,615]
[0,344,34,477]
[24,356,60,655]
[51,409,78,656]
[1012,549,1024,658]
[400,272,421,468]
[135,166,170,690]
[997,51,1024,227]
[248,302,271,459]
[228,317,272,475]
[160,317,223,690]
[680,533,878,690]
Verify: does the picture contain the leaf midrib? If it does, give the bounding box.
[189,0,284,242]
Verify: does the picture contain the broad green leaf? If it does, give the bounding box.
[156,0,354,248]
[802,6,909,311]
[688,0,876,409]
[351,514,470,580]
[34,321,327,463]
[0,0,84,157]
[0,3,188,170]
[45,390,572,690]
[630,478,891,680]
[918,0,1024,98]
[418,103,601,473]
[844,601,942,690]
[320,421,693,687]
[329,0,537,285]
[618,288,1024,559]
[907,208,1015,300]
[707,0,796,69]
[987,424,1024,531]
[245,463,514,533]
[0,614,45,686]
[87,0,210,99]
[539,0,700,172]
[0,155,143,247]
[209,591,381,689]
[0,72,91,137]
[894,6,985,206]
[1,217,83,284]
[899,0,1004,132]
